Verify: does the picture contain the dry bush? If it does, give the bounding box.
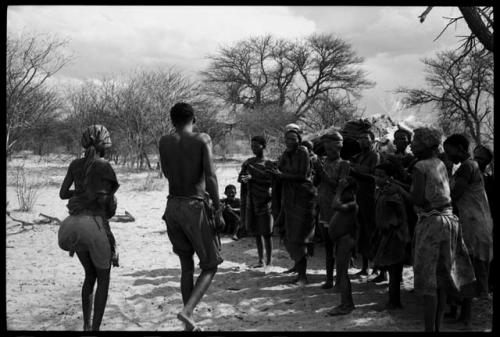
[133,171,165,192]
[14,165,40,212]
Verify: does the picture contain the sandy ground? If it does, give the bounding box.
[6,155,493,331]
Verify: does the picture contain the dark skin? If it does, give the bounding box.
[394,132,410,154]
[59,148,111,331]
[239,140,273,266]
[159,117,221,331]
[444,142,475,328]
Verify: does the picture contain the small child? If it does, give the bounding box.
[372,162,410,310]
[220,184,242,240]
[327,176,359,316]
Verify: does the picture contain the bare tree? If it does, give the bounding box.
[419,6,493,62]
[6,32,73,156]
[202,34,374,123]
[397,50,493,145]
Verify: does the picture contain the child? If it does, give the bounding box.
[327,176,359,315]
[372,162,410,310]
[220,184,242,240]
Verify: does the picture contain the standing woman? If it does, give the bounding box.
[268,125,316,285]
[58,125,119,331]
[394,127,474,331]
[238,136,274,268]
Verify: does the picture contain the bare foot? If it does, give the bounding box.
[177,311,196,331]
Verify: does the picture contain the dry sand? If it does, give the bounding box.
[6,155,492,331]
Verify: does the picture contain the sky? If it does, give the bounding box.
[7,6,471,122]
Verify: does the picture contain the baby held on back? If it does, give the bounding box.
[329,177,359,242]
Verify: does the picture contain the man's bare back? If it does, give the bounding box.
[159,130,219,207]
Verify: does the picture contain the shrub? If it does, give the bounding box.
[134,171,164,191]
[14,166,40,212]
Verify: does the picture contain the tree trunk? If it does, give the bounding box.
[459,7,494,52]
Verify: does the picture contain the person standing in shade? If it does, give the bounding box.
[314,131,350,290]
[392,127,475,332]
[159,102,224,331]
[350,130,379,276]
[268,125,316,285]
[444,134,493,328]
[238,136,274,268]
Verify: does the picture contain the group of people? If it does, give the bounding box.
[56,102,494,332]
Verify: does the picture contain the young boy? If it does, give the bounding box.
[327,176,359,316]
[220,184,242,240]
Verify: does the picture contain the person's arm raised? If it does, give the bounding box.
[201,133,221,211]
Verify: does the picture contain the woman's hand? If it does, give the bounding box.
[267,168,282,178]
[240,174,252,183]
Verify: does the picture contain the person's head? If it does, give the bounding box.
[251,135,266,156]
[473,144,493,172]
[411,127,442,159]
[374,162,396,187]
[224,184,237,199]
[170,102,195,128]
[81,124,112,158]
[340,176,358,203]
[393,128,412,153]
[443,134,470,164]
[358,130,375,151]
[301,140,314,154]
[285,129,302,152]
[321,131,343,160]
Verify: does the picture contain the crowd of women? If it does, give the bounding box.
[231,122,494,331]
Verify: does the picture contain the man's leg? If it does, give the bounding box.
[264,234,273,266]
[423,294,438,332]
[76,251,97,331]
[435,287,447,332]
[322,224,334,289]
[179,255,195,305]
[252,236,264,267]
[178,267,218,331]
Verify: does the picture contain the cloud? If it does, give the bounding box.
[7,6,316,79]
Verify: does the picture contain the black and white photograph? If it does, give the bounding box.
[5,5,494,332]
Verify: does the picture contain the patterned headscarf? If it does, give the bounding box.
[81,125,112,150]
[413,127,442,150]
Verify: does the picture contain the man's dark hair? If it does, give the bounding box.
[170,102,195,127]
[251,135,267,149]
[394,128,412,143]
[225,184,236,193]
[444,133,470,152]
